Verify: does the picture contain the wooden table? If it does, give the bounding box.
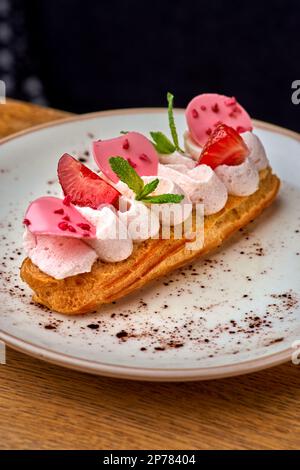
[0,100,300,450]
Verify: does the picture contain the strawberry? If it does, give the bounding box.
[57,154,120,209]
[198,123,249,169]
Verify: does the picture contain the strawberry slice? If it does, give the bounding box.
[58,154,120,209]
[199,124,249,169]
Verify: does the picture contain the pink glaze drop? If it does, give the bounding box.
[224,97,237,106]
[139,153,151,162]
[128,158,137,168]
[122,138,130,150]
[58,221,68,231]
[77,223,91,231]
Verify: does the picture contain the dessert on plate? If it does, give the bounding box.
[20,93,280,314]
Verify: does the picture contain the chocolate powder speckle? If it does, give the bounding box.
[44,324,56,330]
[87,324,99,330]
[267,337,284,346]
[116,330,128,339]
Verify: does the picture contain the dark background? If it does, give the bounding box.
[0,0,299,131]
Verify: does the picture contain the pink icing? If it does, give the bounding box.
[93,131,159,183]
[24,196,97,239]
[186,93,253,146]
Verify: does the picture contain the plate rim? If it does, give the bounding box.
[0,330,294,381]
[0,108,298,381]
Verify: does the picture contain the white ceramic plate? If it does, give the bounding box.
[0,109,300,381]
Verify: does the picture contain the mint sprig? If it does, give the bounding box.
[136,178,159,200]
[150,131,176,154]
[150,92,184,155]
[167,92,184,153]
[109,157,183,204]
[109,156,144,195]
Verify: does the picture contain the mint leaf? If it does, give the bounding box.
[141,194,184,204]
[120,130,129,135]
[136,178,159,200]
[150,131,176,154]
[149,93,184,154]
[109,157,144,195]
[109,157,184,205]
[167,92,184,153]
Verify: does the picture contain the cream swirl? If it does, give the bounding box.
[142,176,192,226]
[77,206,133,262]
[214,158,259,196]
[183,131,203,160]
[23,229,97,280]
[242,131,269,171]
[118,196,160,242]
[158,163,228,215]
[159,150,197,169]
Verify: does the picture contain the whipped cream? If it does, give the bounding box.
[183,131,203,160]
[118,196,160,241]
[23,228,36,253]
[242,131,269,171]
[215,158,259,196]
[159,150,197,169]
[23,229,97,279]
[163,164,191,174]
[77,206,133,262]
[158,163,228,215]
[142,175,192,226]
[114,180,134,199]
